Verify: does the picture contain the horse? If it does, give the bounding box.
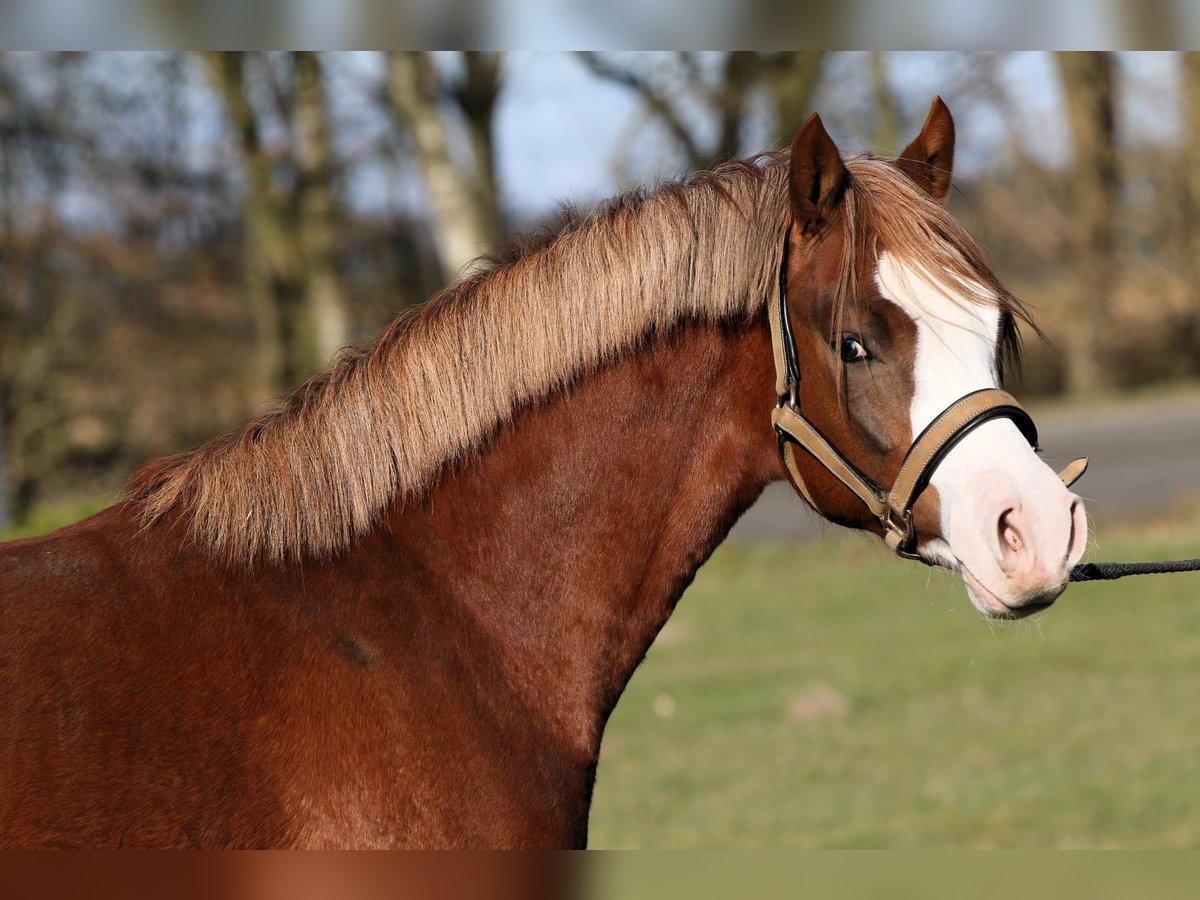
[0,98,1087,848]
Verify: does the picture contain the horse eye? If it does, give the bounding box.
[839,336,871,363]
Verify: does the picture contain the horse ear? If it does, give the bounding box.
[789,113,848,236]
[897,96,956,203]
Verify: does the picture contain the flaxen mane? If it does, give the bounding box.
[128,155,793,562]
[128,152,1024,562]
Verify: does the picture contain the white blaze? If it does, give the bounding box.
[875,252,1084,614]
[876,253,1005,435]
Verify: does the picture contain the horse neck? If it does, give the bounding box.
[382,316,782,759]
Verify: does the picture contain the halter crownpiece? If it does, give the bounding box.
[768,234,1088,563]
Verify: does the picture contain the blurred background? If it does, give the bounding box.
[3,50,1199,530]
[3,51,1200,848]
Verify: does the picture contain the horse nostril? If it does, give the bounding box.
[1067,498,1088,567]
[998,508,1024,557]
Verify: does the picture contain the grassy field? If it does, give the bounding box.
[6,497,1200,848]
[589,511,1200,849]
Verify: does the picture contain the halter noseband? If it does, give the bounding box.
[768,232,1088,562]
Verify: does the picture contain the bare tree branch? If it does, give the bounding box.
[577,52,706,168]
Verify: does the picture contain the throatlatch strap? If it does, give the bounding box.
[779,444,819,511]
[772,405,888,519]
[768,280,788,400]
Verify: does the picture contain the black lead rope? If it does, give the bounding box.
[1071,558,1200,583]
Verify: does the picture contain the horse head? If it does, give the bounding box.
[776,99,1088,618]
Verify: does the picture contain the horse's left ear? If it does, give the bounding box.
[789,113,848,236]
[897,96,956,203]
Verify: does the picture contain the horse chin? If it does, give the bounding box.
[921,538,1060,620]
[960,565,1060,620]
[951,564,1036,620]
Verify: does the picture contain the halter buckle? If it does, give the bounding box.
[881,508,920,560]
[775,382,798,411]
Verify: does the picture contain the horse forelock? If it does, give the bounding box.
[126,153,794,563]
[835,156,1031,380]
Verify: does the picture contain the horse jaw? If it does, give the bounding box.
[876,253,1088,618]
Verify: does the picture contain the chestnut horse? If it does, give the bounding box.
[0,99,1087,848]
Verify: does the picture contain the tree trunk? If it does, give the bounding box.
[1122,0,1174,49]
[0,68,56,529]
[771,53,825,147]
[202,52,348,397]
[201,53,289,398]
[1056,52,1118,395]
[1180,52,1200,373]
[0,407,8,534]
[457,52,504,241]
[294,52,349,365]
[0,93,11,534]
[869,52,900,153]
[0,64,17,531]
[714,53,762,163]
[387,52,503,283]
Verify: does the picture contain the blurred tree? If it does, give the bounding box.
[1181,52,1200,371]
[577,52,826,170]
[0,422,6,532]
[578,52,705,167]
[201,51,349,398]
[294,52,350,379]
[4,50,1200,527]
[0,54,95,527]
[771,53,826,147]
[386,52,504,283]
[1123,0,1174,49]
[868,52,900,153]
[1056,52,1119,395]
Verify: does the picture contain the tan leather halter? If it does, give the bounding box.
[769,234,1088,561]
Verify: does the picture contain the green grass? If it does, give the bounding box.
[589,516,1200,848]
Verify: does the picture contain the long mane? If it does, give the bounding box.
[127,154,793,562]
[127,152,1027,563]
